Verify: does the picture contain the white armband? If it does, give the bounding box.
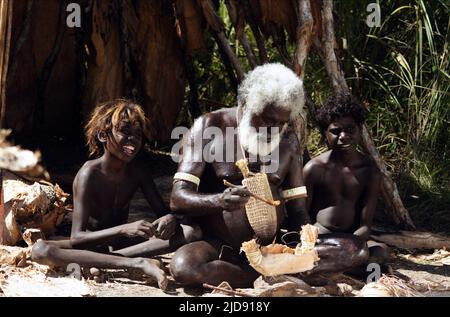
[281,186,307,200]
[173,172,200,189]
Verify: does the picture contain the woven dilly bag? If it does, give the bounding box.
[242,173,277,244]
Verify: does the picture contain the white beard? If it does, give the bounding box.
[238,111,286,157]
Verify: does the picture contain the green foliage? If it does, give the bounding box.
[338,0,450,231]
[180,0,449,231]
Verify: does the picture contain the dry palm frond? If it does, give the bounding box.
[359,275,422,297]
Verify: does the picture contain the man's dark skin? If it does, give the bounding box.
[304,116,387,265]
[169,105,369,288]
[31,119,201,290]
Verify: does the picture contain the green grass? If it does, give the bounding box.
[176,0,450,233]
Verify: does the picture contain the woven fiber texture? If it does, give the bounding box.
[243,173,277,243]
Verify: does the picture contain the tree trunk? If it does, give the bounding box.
[292,0,314,158]
[0,0,12,128]
[315,0,415,229]
[199,0,244,81]
[371,231,450,250]
[293,0,314,80]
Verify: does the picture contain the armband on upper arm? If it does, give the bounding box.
[281,186,307,201]
[173,172,200,190]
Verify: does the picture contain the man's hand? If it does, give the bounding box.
[218,186,251,211]
[152,214,177,240]
[120,220,156,238]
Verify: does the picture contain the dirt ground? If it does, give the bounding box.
[0,244,450,297]
[1,155,450,297]
[84,252,450,297]
[2,190,449,297]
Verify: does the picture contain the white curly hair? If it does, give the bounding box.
[237,63,305,120]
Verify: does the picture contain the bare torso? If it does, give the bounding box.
[306,150,375,233]
[198,147,292,247]
[173,107,306,248]
[74,158,142,231]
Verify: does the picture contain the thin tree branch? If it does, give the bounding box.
[225,0,257,68]
[241,0,268,64]
[266,22,292,67]
[213,32,239,91]
[199,0,244,82]
[184,54,201,118]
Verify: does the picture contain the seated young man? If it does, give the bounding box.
[303,93,388,270]
[31,99,201,290]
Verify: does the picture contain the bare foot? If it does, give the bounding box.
[137,258,168,291]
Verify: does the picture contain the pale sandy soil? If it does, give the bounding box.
[1,173,449,297]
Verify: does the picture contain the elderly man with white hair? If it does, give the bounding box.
[169,63,368,288]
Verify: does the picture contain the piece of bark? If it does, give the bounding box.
[256,0,297,40]
[1,171,69,245]
[203,282,251,297]
[22,228,45,246]
[0,245,30,266]
[253,275,317,295]
[239,281,299,297]
[371,231,450,250]
[241,225,319,276]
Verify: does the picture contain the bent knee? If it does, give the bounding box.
[31,240,51,263]
[182,224,203,244]
[169,242,214,285]
[353,242,370,266]
[345,236,370,267]
[368,242,390,263]
[170,251,198,285]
